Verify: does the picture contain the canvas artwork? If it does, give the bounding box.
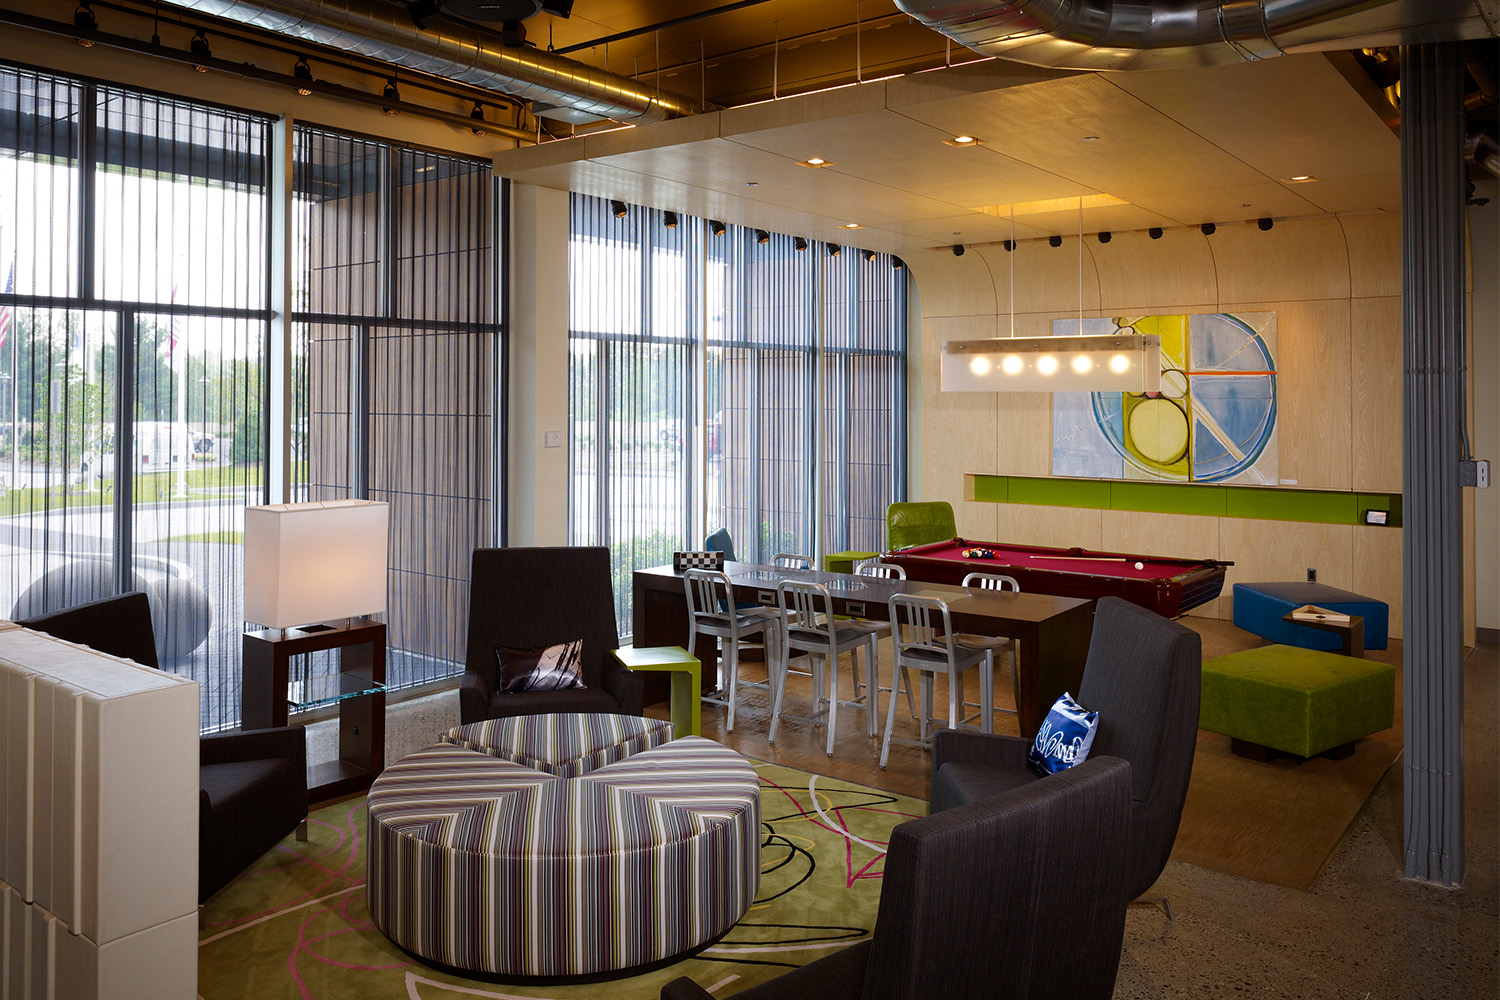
[1052,312,1278,484]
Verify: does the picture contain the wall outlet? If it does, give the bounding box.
[1307,568,1317,583]
[758,590,774,605]
[847,601,866,616]
[1459,459,1490,488]
[543,431,562,448]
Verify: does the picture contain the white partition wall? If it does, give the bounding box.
[0,624,199,1000]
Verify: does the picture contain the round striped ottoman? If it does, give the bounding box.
[366,713,760,977]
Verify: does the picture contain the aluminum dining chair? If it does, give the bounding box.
[841,561,916,719]
[768,579,880,756]
[952,571,1021,723]
[881,592,994,768]
[684,568,779,732]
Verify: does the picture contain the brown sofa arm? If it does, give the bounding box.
[602,662,645,716]
[201,725,306,771]
[931,730,1032,784]
[659,977,717,1000]
[459,671,492,725]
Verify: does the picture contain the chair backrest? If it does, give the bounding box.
[885,501,957,551]
[961,571,1019,591]
[863,755,1133,999]
[18,591,160,670]
[704,528,738,562]
[856,561,905,580]
[770,552,812,569]
[777,580,832,638]
[466,547,620,689]
[683,568,738,635]
[887,593,956,661]
[1077,596,1202,900]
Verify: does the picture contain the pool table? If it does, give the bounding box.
[882,538,1231,618]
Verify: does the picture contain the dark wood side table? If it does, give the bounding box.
[242,618,387,801]
[1282,610,1365,658]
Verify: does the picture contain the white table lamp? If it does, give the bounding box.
[244,499,389,630]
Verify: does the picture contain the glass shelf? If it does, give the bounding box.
[287,672,386,712]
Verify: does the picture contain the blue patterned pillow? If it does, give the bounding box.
[495,640,586,694]
[1028,692,1099,776]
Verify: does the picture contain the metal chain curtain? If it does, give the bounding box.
[567,193,907,636]
[0,63,271,732]
[290,127,499,694]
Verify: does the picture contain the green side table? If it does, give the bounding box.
[824,550,878,575]
[612,645,702,738]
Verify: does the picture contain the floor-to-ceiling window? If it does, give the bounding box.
[568,194,908,635]
[0,64,271,730]
[290,127,501,692]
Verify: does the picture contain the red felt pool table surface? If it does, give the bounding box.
[882,538,1231,618]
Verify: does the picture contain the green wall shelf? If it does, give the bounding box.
[967,475,1402,527]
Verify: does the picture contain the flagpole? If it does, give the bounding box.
[171,288,187,499]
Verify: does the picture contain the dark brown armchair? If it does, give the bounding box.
[19,590,309,903]
[661,755,1135,1000]
[460,546,645,725]
[929,595,1202,904]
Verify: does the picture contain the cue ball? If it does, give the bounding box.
[1134,561,1144,570]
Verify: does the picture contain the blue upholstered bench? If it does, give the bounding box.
[1232,582,1389,652]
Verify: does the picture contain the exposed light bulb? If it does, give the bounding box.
[1109,354,1131,374]
[969,356,992,376]
[1037,356,1059,375]
[1001,355,1024,375]
[1072,355,1094,374]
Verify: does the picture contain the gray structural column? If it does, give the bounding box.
[1400,43,1466,887]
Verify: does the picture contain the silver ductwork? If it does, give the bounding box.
[161,0,703,123]
[894,1,1498,71]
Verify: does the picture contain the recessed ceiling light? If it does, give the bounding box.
[1284,174,1317,183]
[840,222,862,229]
[942,135,985,148]
[797,157,834,168]
[1082,135,1100,142]
[745,181,759,187]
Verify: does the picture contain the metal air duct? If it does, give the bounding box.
[894,1,1498,71]
[161,0,703,123]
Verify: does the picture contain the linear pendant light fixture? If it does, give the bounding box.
[941,196,1161,392]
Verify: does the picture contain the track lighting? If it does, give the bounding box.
[1049,235,1062,248]
[663,211,679,229]
[293,56,314,96]
[793,237,808,252]
[755,229,770,245]
[1148,227,1164,240]
[1258,217,1274,231]
[611,200,628,219]
[1097,231,1112,244]
[861,249,876,262]
[710,220,727,237]
[1003,240,1015,252]
[189,29,211,71]
[382,79,400,115]
[891,257,905,270]
[1201,222,1216,236]
[74,3,97,46]
[469,102,487,135]
[827,244,841,257]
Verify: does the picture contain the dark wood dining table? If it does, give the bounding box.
[631,561,1095,737]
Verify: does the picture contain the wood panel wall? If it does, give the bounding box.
[908,212,1478,642]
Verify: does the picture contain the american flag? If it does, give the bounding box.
[0,263,13,349]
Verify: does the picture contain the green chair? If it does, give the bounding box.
[886,501,957,551]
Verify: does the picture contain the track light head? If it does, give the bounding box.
[469,102,487,135]
[793,237,808,252]
[382,78,400,115]
[952,244,965,257]
[891,256,905,270]
[827,243,841,257]
[710,219,727,237]
[611,199,628,219]
[1200,222,1216,236]
[1148,227,1164,240]
[1002,240,1015,252]
[189,29,211,70]
[1258,216,1274,231]
[74,3,97,45]
[293,56,314,95]
[663,211,679,229]
[1097,231,1112,244]
[755,229,770,245]
[1048,235,1062,248]
[861,249,876,262]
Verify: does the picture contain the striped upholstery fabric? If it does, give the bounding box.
[367,713,760,977]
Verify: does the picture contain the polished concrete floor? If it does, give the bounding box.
[326,624,1499,999]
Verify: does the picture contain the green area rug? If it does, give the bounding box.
[198,762,924,999]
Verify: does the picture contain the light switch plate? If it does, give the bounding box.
[543,431,562,448]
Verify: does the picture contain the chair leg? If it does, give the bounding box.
[864,638,879,736]
[920,674,935,742]
[880,658,905,769]
[725,638,739,733]
[295,819,309,842]
[1132,894,1175,931]
[901,666,917,718]
[768,644,787,744]
[981,651,995,735]
[825,652,839,756]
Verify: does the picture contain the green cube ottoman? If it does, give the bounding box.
[1200,644,1395,760]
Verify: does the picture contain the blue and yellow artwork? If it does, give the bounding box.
[1053,312,1278,484]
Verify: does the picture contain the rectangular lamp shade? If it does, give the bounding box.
[941,334,1162,392]
[243,500,389,629]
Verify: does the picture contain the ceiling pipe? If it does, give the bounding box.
[893,0,1497,72]
[158,0,706,123]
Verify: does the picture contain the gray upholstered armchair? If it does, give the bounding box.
[661,755,1135,1000]
[460,546,645,725]
[929,595,1202,905]
[18,590,309,903]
